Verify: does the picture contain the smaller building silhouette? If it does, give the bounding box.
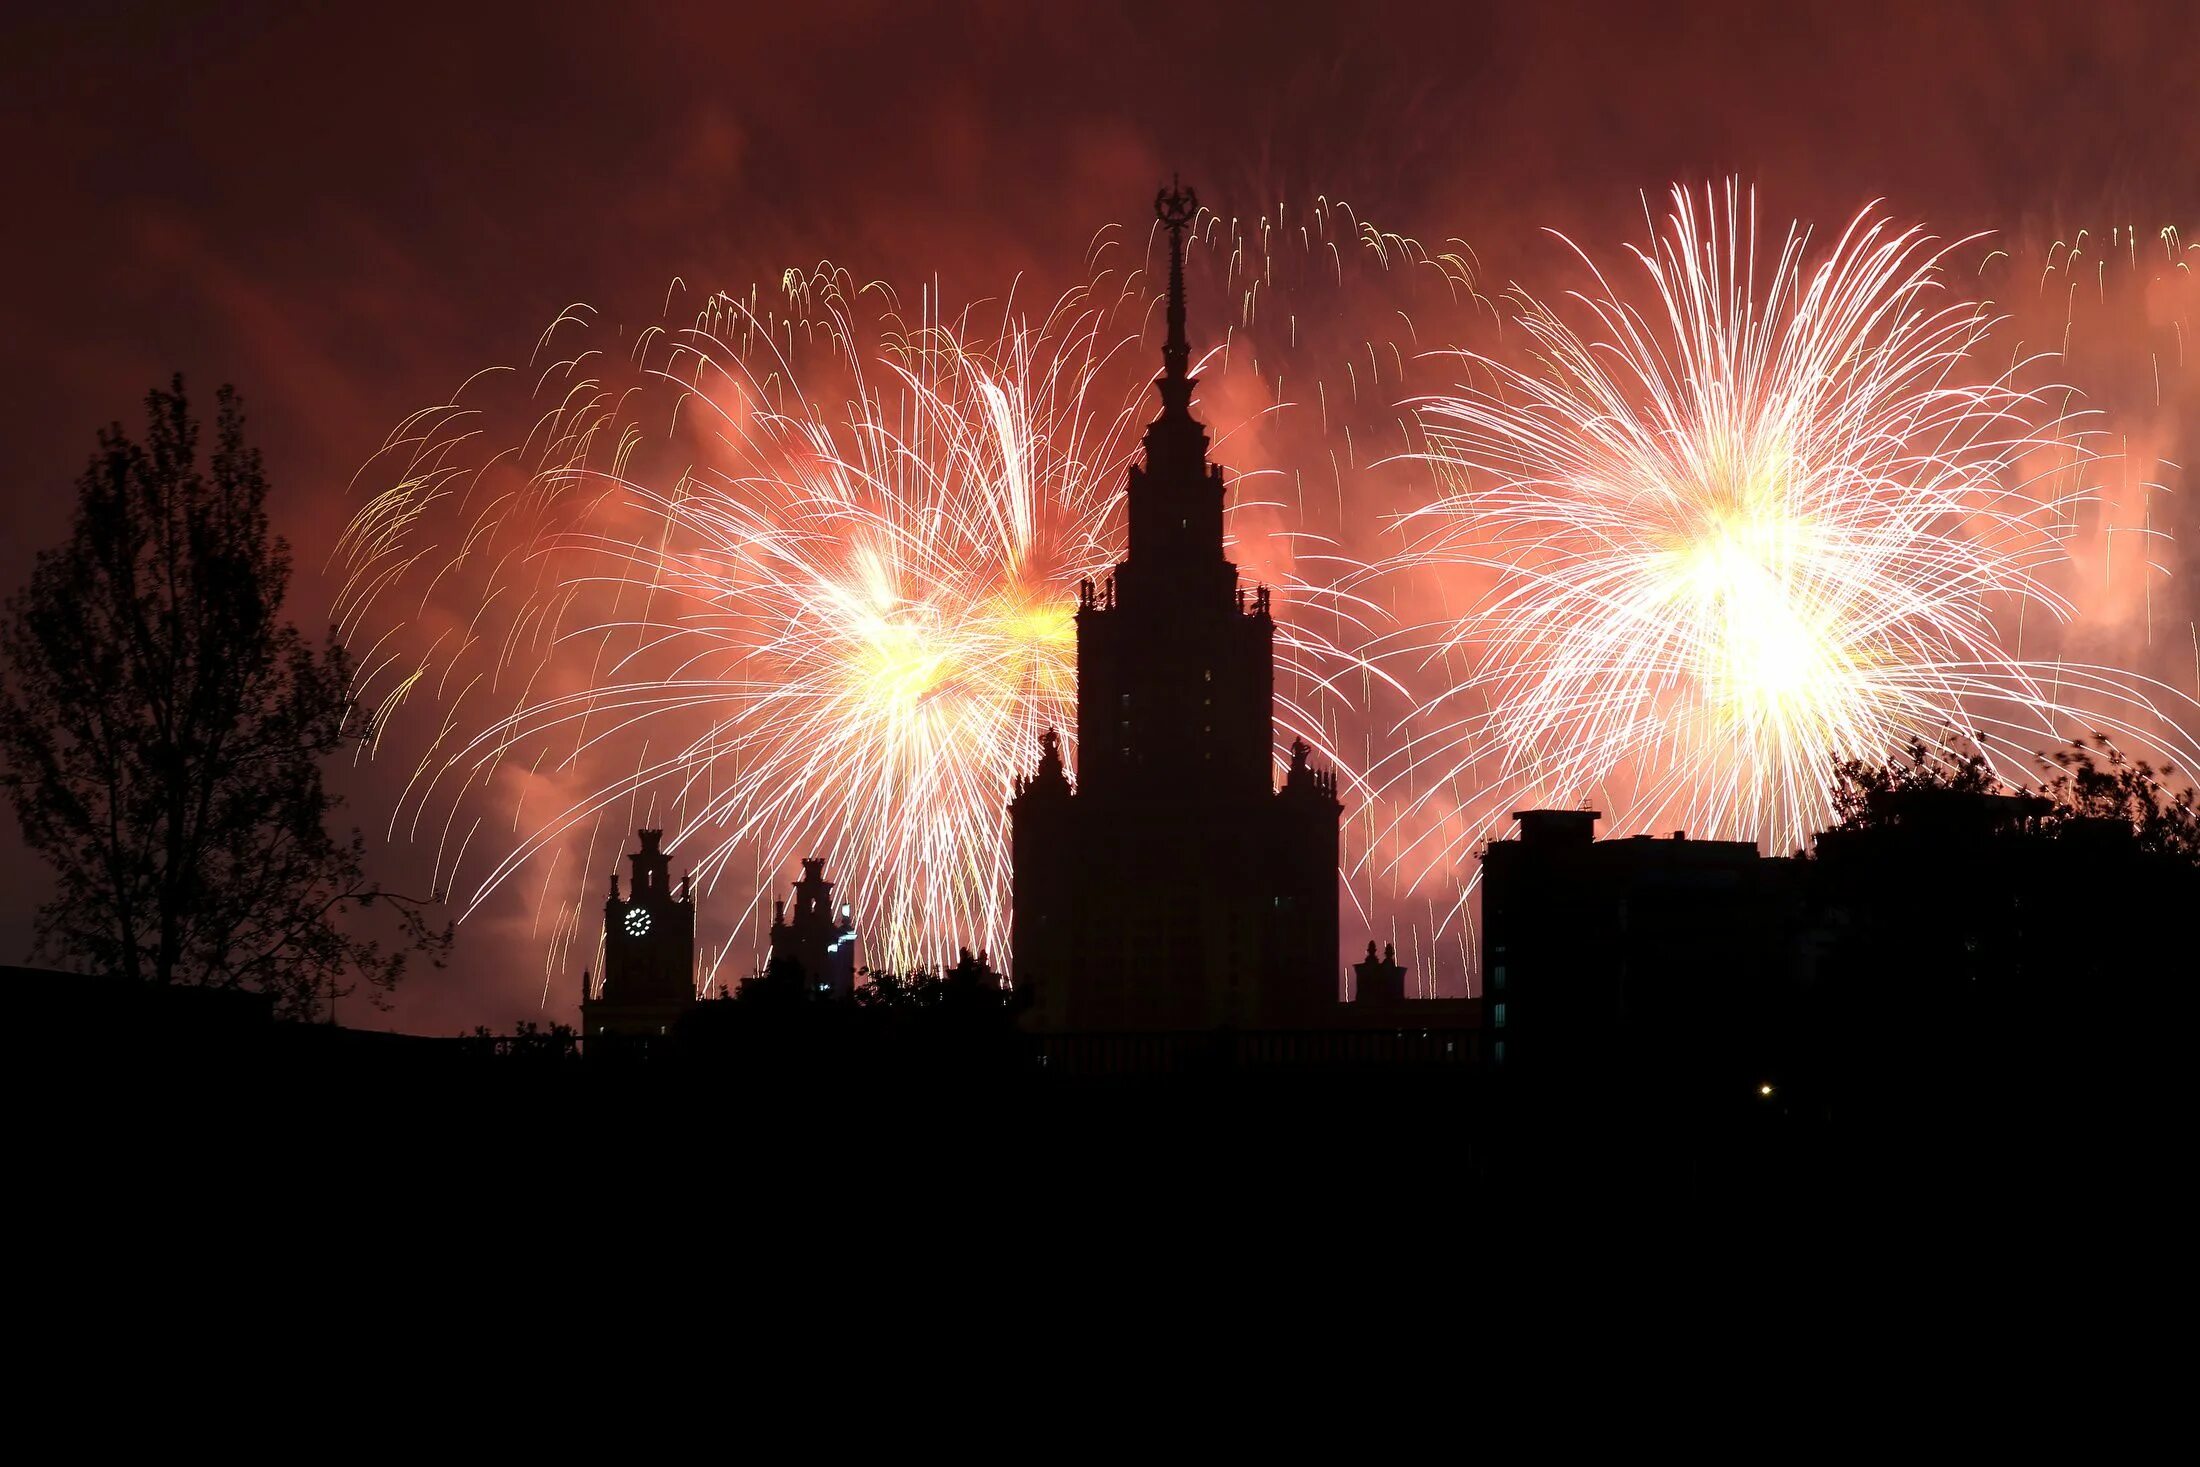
[582,829,698,1038]
[769,857,858,998]
[1479,811,1796,1079]
[1351,941,1408,1005]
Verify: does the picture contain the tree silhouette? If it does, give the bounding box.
[733,954,813,1007]
[852,949,1010,1011]
[1830,732,2197,863]
[0,377,449,1018]
[2036,735,2199,862]
[1828,735,2001,831]
[466,1021,579,1060]
[1814,731,2196,1019]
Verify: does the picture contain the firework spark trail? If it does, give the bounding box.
[1375,182,2200,911]
[1180,195,1494,985]
[2008,218,2199,663]
[338,274,1142,988]
[336,205,1440,994]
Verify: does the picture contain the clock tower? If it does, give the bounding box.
[582,828,699,1038]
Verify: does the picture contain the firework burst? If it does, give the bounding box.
[1382,182,2200,893]
[336,215,1406,991]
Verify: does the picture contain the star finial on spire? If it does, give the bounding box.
[1154,177,1199,412]
[1155,175,1198,232]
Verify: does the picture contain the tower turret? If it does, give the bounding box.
[767,856,859,999]
[1352,940,1409,1006]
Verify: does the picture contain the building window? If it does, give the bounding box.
[1494,1039,1507,1064]
[1492,963,1507,992]
[1493,1002,1507,1029]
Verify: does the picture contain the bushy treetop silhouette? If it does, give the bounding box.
[733,946,1011,1012]
[0,377,449,1019]
[1829,733,2197,862]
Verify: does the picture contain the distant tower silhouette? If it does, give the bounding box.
[768,857,858,998]
[582,829,699,1037]
[1011,182,1344,1030]
[1352,940,1409,1006]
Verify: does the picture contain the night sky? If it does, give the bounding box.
[5,0,2196,1032]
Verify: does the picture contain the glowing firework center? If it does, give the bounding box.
[1402,184,2163,855]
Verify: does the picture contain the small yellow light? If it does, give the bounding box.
[1758,1083,1775,1097]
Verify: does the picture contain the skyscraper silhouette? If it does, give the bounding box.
[1012,182,1343,1031]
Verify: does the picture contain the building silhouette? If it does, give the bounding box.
[581,828,698,1038]
[1011,183,1344,1030]
[1351,941,1408,1005]
[768,856,858,998]
[1479,810,1796,1078]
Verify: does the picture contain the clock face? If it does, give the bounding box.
[625,907,652,938]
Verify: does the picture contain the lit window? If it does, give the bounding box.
[1493,1002,1507,1028]
[1493,963,1507,992]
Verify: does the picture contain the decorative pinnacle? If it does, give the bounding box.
[1154,176,1199,411]
[1155,176,1198,232]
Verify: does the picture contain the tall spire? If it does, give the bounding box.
[1120,179,1228,604]
[1154,178,1198,422]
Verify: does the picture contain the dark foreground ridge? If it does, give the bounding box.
[13,955,2183,1226]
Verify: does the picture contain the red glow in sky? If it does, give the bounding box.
[4,0,2196,1032]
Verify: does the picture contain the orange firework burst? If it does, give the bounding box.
[336,219,1400,990]
[1378,183,2200,900]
